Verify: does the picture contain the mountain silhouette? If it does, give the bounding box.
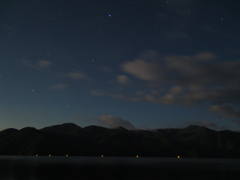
[0,123,239,158]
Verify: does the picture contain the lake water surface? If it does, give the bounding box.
[0,156,240,180]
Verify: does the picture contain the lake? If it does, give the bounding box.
[0,156,240,180]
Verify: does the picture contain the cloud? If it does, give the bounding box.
[164,53,218,85]
[22,60,91,82]
[68,70,89,80]
[201,121,217,127]
[74,116,81,120]
[121,50,163,81]
[122,59,163,81]
[94,50,240,124]
[231,120,240,127]
[37,60,52,69]
[209,105,240,119]
[96,115,136,130]
[116,75,130,84]
[90,89,130,101]
[90,89,106,96]
[22,60,52,69]
[49,83,68,90]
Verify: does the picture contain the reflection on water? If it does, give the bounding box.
[0,156,240,180]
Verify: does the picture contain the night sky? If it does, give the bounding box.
[1,0,240,131]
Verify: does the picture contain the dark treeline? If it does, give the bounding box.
[0,123,240,158]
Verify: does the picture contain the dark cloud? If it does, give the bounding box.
[97,66,113,73]
[156,0,199,39]
[231,120,240,127]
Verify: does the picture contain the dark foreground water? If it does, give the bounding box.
[0,156,240,180]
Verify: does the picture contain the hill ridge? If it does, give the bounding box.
[0,124,239,158]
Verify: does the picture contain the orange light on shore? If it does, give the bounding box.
[36,154,38,156]
[66,154,68,157]
[49,154,51,157]
[136,155,139,158]
[101,155,104,157]
[177,156,181,158]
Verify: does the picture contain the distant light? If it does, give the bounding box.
[177,156,181,158]
[136,155,139,158]
[66,154,68,157]
[36,154,38,156]
[101,155,104,157]
[108,14,111,17]
[49,154,51,157]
